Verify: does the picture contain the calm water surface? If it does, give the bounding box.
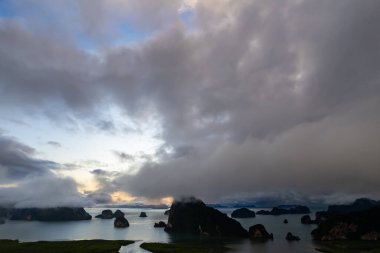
[0,208,321,252]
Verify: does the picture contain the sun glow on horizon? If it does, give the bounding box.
[161,196,173,206]
[111,191,137,202]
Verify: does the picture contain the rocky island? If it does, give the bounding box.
[95,209,114,219]
[256,205,310,215]
[5,207,92,221]
[231,208,256,218]
[95,209,125,219]
[248,224,273,240]
[301,214,318,224]
[139,212,147,217]
[286,232,300,241]
[114,216,129,228]
[164,197,248,237]
[154,221,166,228]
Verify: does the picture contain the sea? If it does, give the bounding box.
[0,208,323,252]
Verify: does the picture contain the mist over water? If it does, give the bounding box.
[0,208,321,252]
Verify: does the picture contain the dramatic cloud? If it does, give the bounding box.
[109,0,380,202]
[0,134,57,181]
[0,0,380,204]
[0,19,101,119]
[0,175,91,208]
[118,98,380,201]
[0,135,90,208]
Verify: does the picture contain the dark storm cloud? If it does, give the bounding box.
[117,98,380,201]
[108,0,380,201]
[1,0,380,203]
[0,134,58,181]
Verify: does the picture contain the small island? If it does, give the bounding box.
[231,208,256,218]
[256,205,310,215]
[2,207,92,221]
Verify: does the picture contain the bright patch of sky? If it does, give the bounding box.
[178,0,197,32]
[0,104,163,170]
[113,22,150,46]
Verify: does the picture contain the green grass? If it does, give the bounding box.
[140,242,221,253]
[0,239,134,253]
[315,241,380,253]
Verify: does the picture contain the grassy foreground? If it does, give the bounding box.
[315,241,380,253]
[140,242,227,253]
[0,239,134,253]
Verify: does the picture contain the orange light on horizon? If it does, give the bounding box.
[161,196,173,206]
[111,191,137,202]
[110,191,173,205]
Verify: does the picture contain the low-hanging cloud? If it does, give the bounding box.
[0,134,92,208]
[0,175,91,208]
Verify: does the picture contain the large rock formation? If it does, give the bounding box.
[248,224,273,240]
[312,206,380,241]
[95,209,114,219]
[165,197,248,237]
[315,211,328,224]
[257,205,310,215]
[154,221,166,228]
[286,232,300,241]
[139,212,147,217]
[231,208,255,218]
[9,207,91,221]
[95,209,125,219]
[114,216,129,228]
[301,215,318,225]
[113,210,125,218]
[283,219,288,224]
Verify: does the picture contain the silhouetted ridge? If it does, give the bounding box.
[8,207,91,221]
[312,199,380,241]
[257,205,310,215]
[327,198,380,214]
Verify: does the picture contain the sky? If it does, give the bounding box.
[0,0,380,208]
